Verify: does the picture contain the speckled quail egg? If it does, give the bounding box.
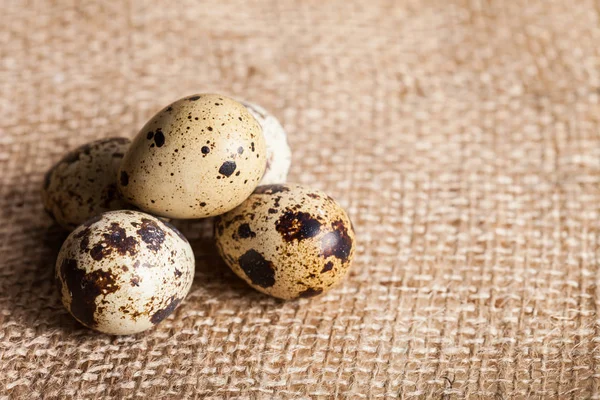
[55,210,195,334]
[42,138,131,230]
[118,94,267,219]
[215,184,355,300]
[241,101,291,185]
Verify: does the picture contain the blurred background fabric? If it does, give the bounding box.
[1,0,600,398]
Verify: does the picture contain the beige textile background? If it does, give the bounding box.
[1,0,600,398]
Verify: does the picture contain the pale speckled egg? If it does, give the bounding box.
[215,184,355,300]
[42,138,131,230]
[55,210,195,335]
[118,94,267,219]
[241,101,291,185]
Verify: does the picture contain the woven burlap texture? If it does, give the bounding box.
[2,0,600,398]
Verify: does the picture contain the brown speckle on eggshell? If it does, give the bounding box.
[215,184,356,300]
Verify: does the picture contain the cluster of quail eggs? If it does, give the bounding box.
[43,94,355,335]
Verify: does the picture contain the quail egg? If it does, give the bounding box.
[215,184,355,300]
[241,101,291,185]
[42,137,131,230]
[118,94,267,219]
[56,210,195,334]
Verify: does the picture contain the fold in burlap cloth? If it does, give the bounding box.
[1,1,600,398]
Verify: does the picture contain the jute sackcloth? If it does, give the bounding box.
[1,0,600,398]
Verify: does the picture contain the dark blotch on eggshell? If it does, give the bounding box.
[75,226,92,251]
[154,129,165,147]
[188,96,201,101]
[136,218,166,252]
[89,222,138,261]
[60,258,119,327]
[276,211,322,242]
[238,249,275,288]
[320,220,353,262]
[89,244,105,261]
[321,261,334,273]
[219,161,236,177]
[150,297,182,324]
[237,223,256,239]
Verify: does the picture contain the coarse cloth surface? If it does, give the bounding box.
[1,0,600,398]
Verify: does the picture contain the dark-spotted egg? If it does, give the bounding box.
[215,184,355,300]
[55,210,194,334]
[118,94,266,219]
[42,137,131,230]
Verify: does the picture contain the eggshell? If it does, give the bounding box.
[42,137,131,230]
[118,94,267,219]
[241,101,291,185]
[215,184,355,300]
[55,210,195,334]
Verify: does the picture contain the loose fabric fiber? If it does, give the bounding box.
[1,0,600,398]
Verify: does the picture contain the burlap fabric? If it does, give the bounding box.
[1,1,600,398]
